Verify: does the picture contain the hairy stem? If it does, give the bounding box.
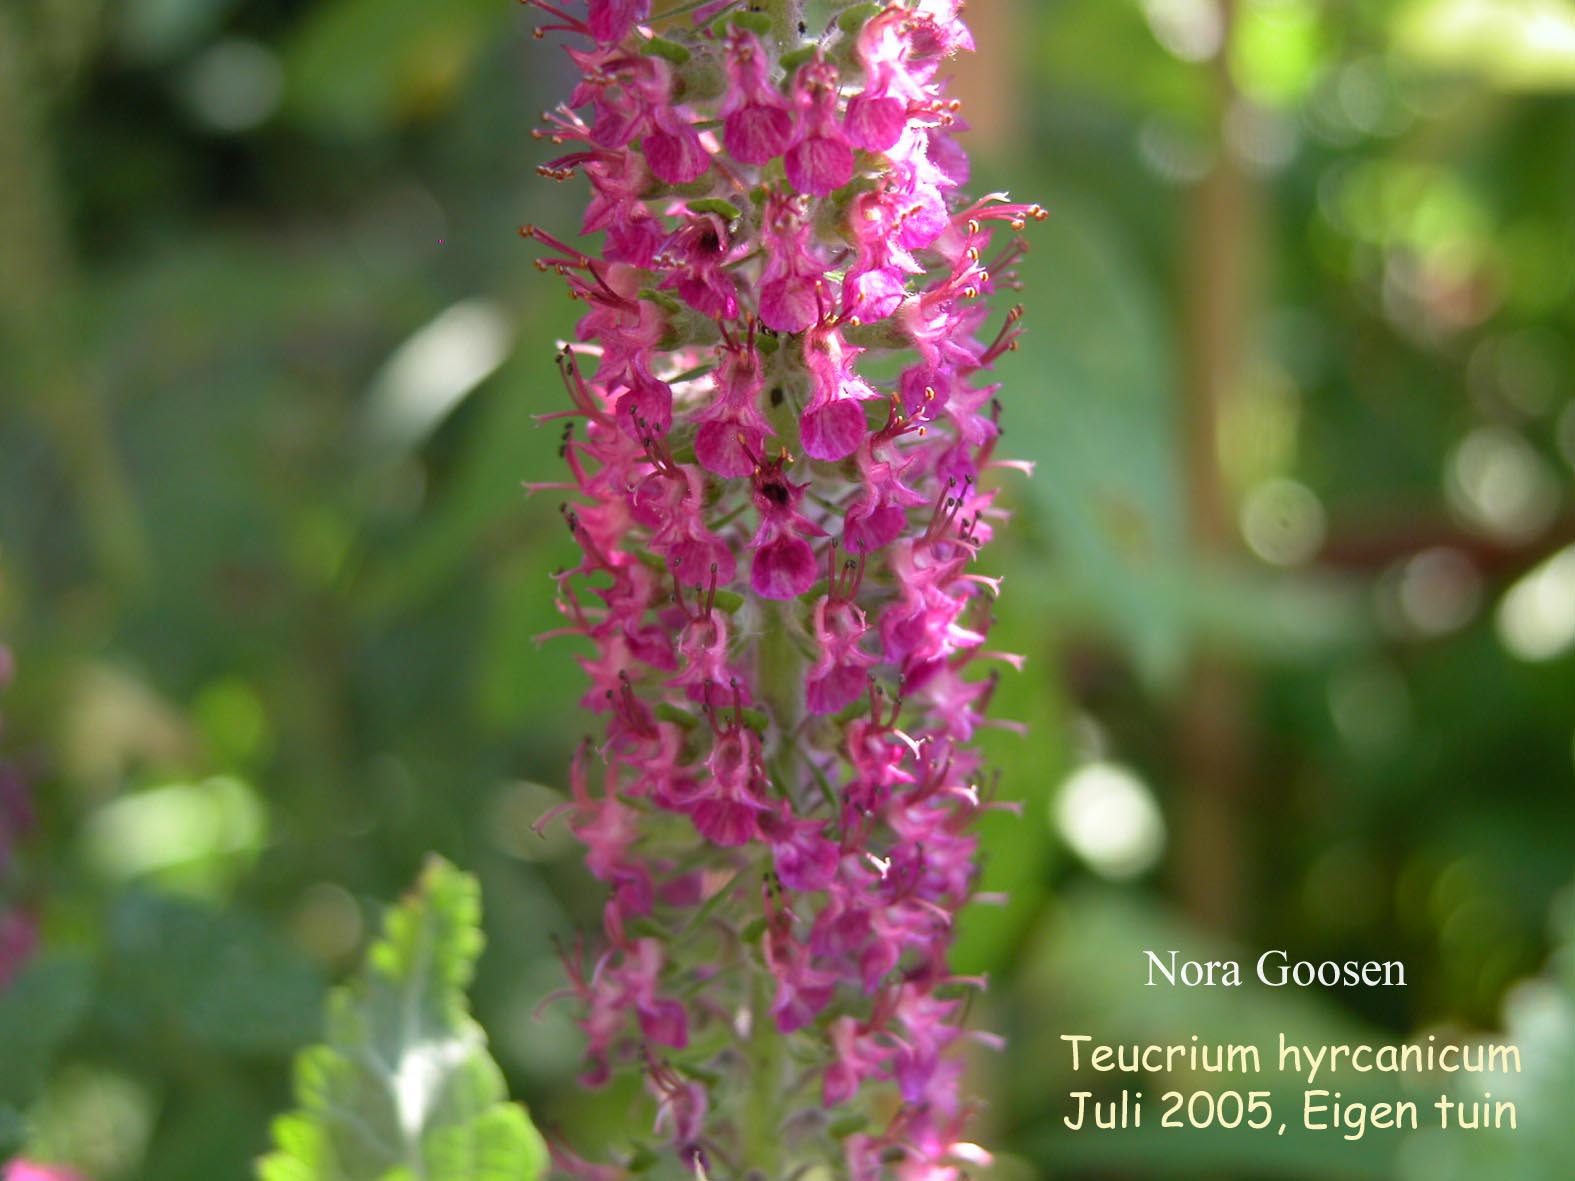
[748,596,801,1171]
[743,969,785,1175]
[744,357,808,1168]
[761,0,804,52]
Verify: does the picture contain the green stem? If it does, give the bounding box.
[743,970,786,1176]
[747,604,801,1173]
[759,600,805,789]
[743,364,808,1176]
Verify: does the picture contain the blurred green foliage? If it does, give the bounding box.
[1,0,1573,1178]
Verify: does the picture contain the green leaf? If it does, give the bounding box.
[0,954,95,1107]
[837,3,884,35]
[996,190,1191,684]
[107,891,324,1055]
[640,36,691,66]
[685,198,741,220]
[779,46,817,72]
[725,12,772,37]
[283,0,509,136]
[114,0,240,65]
[256,857,548,1181]
[0,1104,29,1157]
[1402,882,1575,1180]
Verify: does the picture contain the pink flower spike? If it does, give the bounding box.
[528,2,1038,1173]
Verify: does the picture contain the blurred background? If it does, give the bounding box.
[1,0,1574,1176]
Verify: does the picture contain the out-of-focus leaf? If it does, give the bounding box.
[997,190,1190,683]
[1402,883,1575,1180]
[115,0,239,64]
[257,857,548,1181]
[1176,563,1363,658]
[0,955,94,1108]
[106,891,324,1054]
[1031,0,1210,123]
[0,1105,23,1157]
[357,299,515,468]
[79,774,268,895]
[1393,0,1575,90]
[994,193,1362,680]
[1016,891,1406,1178]
[139,1085,273,1180]
[354,345,571,621]
[25,1066,156,1180]
[284,0,512,135]
[1232,0,1326,108]
[953,545,1071,974]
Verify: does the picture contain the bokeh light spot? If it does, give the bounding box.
[1052,762,1166,880]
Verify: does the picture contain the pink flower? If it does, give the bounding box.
[5,1163,84,1181]
[524,2,1039,1174]
[756,194,828,333]
[720,29,797,164]
[643,106,710,185]
[785,57,855,197]
[587,0,648,44]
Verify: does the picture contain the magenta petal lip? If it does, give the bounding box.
[801,399,867,462]
[725,105,796,164]
[786,135,856,196]
[751,535,818,600]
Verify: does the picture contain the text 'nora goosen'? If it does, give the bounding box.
[1144,950,1408,988]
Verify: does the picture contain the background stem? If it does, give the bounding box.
[742,970,785,1176]
[1174,0,1257,933]
[0,3,150,593]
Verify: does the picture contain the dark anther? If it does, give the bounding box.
[769,386,785,407]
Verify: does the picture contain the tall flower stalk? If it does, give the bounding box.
[526,2,1040,1177]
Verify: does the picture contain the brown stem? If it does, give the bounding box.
[0,4,149,592]
[1174,0,1257,933]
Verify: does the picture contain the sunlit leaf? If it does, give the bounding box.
[1393,0,1575,90]
[1233,0,1326,107]
[257,857,548,1181]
